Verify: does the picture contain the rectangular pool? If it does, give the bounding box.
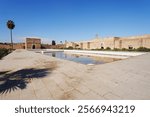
[44,51,121,65]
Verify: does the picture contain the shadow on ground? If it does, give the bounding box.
[0,68,52,94]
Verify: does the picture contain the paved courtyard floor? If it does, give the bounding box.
[0,49,150,99]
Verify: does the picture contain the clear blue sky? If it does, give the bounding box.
[0,0,150,43]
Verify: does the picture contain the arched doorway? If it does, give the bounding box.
[32,44,35,49]
[100,43,104,49]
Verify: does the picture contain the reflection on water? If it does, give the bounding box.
[52,53,56,57]
[44,52,121,65]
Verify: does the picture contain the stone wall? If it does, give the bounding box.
[120,38,141,49]
[0,43,25,49]
[25,38,41,49]
[41,44,65,49]
[66,34,150,49]
[143,38,150,48]
[101,38,115,49]
[0,43,11,49]
[65,42,77,48]
[13,43,25,49]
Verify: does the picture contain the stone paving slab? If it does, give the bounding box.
[0,49,150,100]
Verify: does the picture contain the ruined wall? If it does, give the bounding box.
[63,34,150,50]
[26,38,41,49]
[120,38,141,49]
[0,43,11,49]
[89,41,101,49]
[77,38,115,49]
[41,44,65,49]
[114,38,121,48]
[88,39,101,49]
[13,43,25,49]
[143,38,150,48]
[65,42,77,48]
[101,38,115,49]
[82,42,88,49]
[0,43,25,49]
[119,35,150,49]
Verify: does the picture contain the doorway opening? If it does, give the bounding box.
[32,44,35,49]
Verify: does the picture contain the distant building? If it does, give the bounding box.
[65,34,150,49]
[25,38,41,49]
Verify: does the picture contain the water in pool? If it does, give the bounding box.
[44,52,120,65]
